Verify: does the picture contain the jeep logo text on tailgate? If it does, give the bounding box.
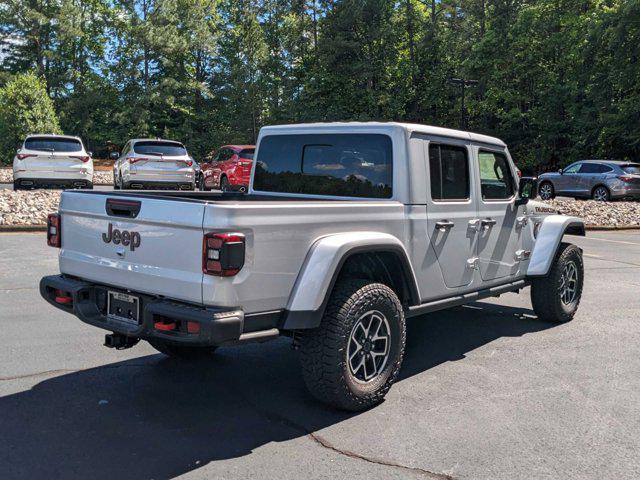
[102,223,141,251]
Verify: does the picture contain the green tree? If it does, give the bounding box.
[0,72,62,163]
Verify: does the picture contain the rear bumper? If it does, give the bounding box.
[611,186,640,199]
[124,180,194,190]
[14,170,93,188]
[40,275,245,346]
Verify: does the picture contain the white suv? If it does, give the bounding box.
[112,138,196,190]
[13,134,93,190]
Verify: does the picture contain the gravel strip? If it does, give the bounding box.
[545,198,640,227]
[0,168,113,185]
[2,187,639,228]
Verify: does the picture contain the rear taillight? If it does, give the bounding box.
[16,153,36,160]
[618,175,635,182]
[47,213,61,248]
[128,156,147,164]
[182,160,193,167]
[203,233,245,276]
[71,155,90,162]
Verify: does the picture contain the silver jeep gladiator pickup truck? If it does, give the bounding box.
[40,122,585,411]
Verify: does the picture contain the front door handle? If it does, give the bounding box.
[481,218,497,228]
[435,220,455,232]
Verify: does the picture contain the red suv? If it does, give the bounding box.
[200,145,255,192]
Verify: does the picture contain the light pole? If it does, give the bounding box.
[448,78,478,130]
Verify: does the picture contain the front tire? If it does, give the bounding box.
[299,280,406,411]
[220,176,230,192]
[539,181,555,200]
[148,339,217,360]
[531,243,584,323]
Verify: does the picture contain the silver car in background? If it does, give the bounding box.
[112,138,196,190]
[12,134,93,190]
[538,160,640,201]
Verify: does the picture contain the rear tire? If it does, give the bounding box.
[148,339,217,360]
[299,280,406,411]
[13,181,21,191]
[592,185,610,201]
[531,243,583,323]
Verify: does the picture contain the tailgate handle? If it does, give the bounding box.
[106,198,141,218]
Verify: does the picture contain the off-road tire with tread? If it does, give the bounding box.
[531,242,583,323]
[299,280,406,411]
[148,339,217,360]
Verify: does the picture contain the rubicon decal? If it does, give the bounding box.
[102,223,141,251]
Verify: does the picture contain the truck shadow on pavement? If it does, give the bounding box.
[0,301,557,480]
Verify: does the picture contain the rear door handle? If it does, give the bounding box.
[481,218,497,228]
[435,220,455,231]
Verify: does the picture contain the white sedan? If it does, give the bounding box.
[12,134,93,190]
[112,138,196,190]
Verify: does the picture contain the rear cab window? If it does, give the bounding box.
[428,144,470,201]
[133,141,187,156]
[253,134,393,198]
[25,137,82,152]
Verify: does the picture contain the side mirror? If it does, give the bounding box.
[558,168,563,175]
[109,151,119,160]
[515,177,538,206]
[88,151,93,157]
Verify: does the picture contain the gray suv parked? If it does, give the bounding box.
[538,160,640,201]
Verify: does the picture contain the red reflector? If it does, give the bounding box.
[47,213,61,248]
[54,289,72,304]
[154,321,176,331]
[187,321,200,334]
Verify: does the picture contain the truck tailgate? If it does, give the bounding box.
[58,191,205,304]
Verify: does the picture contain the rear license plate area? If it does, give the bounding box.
[107,291,140,325]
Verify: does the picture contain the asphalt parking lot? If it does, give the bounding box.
[1,231,639,480]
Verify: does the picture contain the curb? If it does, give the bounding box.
[584,225,640,231]
[0,225,48,232]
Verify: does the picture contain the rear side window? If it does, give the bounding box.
[133,141,186,156]
[479,151,516,200]
[254,134,393,198]
[239,149,254,160]
[579,163,611,173]
[622,164,640,174]
[25,137,82,152]
[428,144,470,201]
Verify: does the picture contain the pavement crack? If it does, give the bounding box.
[308,430,455,479]
[232,389,454,479]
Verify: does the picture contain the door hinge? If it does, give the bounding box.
[516,216,528,228]
[467,219,481,232]
[467,257,479,270]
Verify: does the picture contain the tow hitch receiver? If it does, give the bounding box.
[104,333,139,350]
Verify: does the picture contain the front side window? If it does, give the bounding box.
[428,144,470,201]
[25,137,82,152]
[478,151,516,200]
[133,141,187,156]
[254,134,393,198]
[563,163,581,174]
